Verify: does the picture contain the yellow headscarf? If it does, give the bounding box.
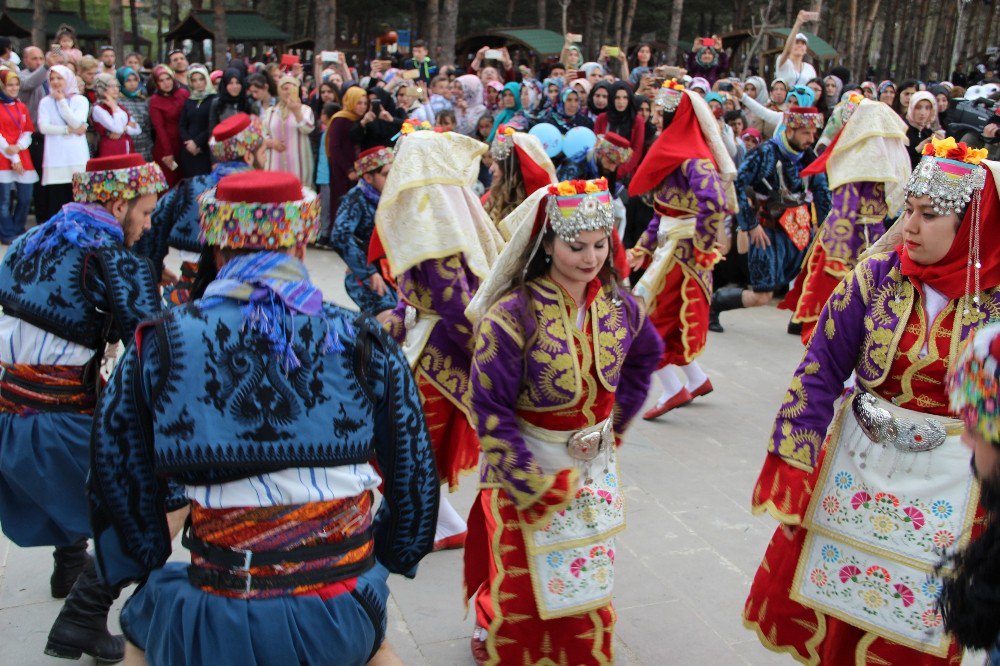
[333,86,367,122]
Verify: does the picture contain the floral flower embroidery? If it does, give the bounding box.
[569,557,587,578]
[821,495,841,514]
[821,544,841,563]
[932,530,955,549]
[930,500,953,519]
[546,552,564,568]
[593,566,609,585]
[921,608,943,628]
[547,577,566,594]
[871,514,896,536]
[921,579,941,598]
[862,589,886,610]
[810,568,828,587]
[834,471,854,489]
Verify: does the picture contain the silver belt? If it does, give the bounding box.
[851,392,947,454]
[566,419,613,462]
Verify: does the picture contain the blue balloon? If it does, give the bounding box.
[528,123,563,158]
[562,126,597,160]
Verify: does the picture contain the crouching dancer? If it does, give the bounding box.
[88,170,439,666]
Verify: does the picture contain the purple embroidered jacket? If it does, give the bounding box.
[634,158,727,298]
[770,251,1000,472]
[816,182,888,276]
[470,277,662,509]
[385,253,481,417]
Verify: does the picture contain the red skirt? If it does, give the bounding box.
[417,375,479,491]
[646,263,709,368]
[464,488,616,665]
[779,243,845,345]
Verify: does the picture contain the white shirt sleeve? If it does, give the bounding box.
[92,105,129,134]
[740,93,783,127]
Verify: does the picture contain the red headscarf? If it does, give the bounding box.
[628,93,714,197]
[899,167,1000,300]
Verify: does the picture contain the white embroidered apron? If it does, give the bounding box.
[633,214,695,305]
[516,417,626,620]
[792,392,978,657]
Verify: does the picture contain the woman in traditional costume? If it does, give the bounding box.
[377,129,504,551]
[744,138,1000,665]
[483,126,556,238]
[463,177,661,665]
[780,97,911,344]
[626,84,737,419]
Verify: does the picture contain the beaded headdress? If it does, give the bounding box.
[840,93,864,124]
[948,322,1000,444]
[784,106,825,130]
[905,137,988,215]
[490,124,517,161]
[354,145,393,175]
[199,170,320,249]
[72,154,167,204]
[544,178,615,244]
[209,113,264,163]
[655,79,684,112]
[594,132,633,168]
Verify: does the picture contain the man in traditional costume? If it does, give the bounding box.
[780,97,911,343]
[136,112,265,304]
[464,177,662,665]
[0,153,165,662]
[329,145,397,318]
[378,130,504,551]
[744,140,1000,664]
[711,106,831,331]
[626,84,737,419]
[88,170,439,665]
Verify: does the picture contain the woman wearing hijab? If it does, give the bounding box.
[91,73,140,157]
[904,90,941,167]
[544,87,594,133]
[877,80,896,108]
[209,68,249,131]
[0,69,37,243]
[148,64,190,186]
[823,75,843,111]
[262,75,315,186]
[487,82,522,142]
[327,86,368,221]
[36,65,89,218]
[571,77,592,102]
[520,78,545,125]
[178,64,216,177]
[116,67,153,161]
[594,82,645,177]
[453,74,487,137]
[350,86,404,150]
[587,80,612,122]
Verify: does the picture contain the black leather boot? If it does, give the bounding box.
[50,540,92,599]
[710,286,746,332]
[44,560,124,663]
[787,319,803,336]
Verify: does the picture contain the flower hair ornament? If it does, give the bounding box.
[655,79,684,112]
[840,93,864,124]
[544,178,615,244]
[490,124,517,160]
[906,136,988,215]
[948,322,1000,444]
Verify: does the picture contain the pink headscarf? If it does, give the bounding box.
[906,90,938,130]
[48,65,79,96]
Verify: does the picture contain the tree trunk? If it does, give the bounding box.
[32,0,46,49]
[192,0,204,9]
[665,0,684,65]
[170,0,180,31]
[110,0,125,64]
[809,0,823,36]
[621,0,638,52]
[426,0,440,58]
[439,0,459,66]
[79,0,87,22]
[156,0,164,62]
[854,0,880,80]
[316,1,330,50]
[583,0,597,60]
[949,0,969,77]
[848,0,857,75]
[213,0,228,70]
[505,0,516,25]
[129,0,141,52]
[612,0,623,47]
[537,0,546,29]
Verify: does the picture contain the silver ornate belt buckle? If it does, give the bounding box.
[567,422,610,462]
[851,392,947,454]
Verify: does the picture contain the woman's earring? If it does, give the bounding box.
[544,254,552,264]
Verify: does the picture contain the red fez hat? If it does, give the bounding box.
[212,113,252,143]
[74,154,166,203]
[85,153,146,172]
[602,132,631,149]
[216,170,304,204]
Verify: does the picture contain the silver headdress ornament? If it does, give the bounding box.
[490,125,516,161]
[543,180,615,244]
[655,80,685,112]
[905,154,987,216]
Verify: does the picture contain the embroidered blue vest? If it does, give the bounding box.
[0,223,161,349]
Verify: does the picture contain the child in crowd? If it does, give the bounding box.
[314,101,337,247]
[436,109,456,132]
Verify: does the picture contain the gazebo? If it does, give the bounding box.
[0,9,106,43]
[456,27,567,68]
[165,10,289,60]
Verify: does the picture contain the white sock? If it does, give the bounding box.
[655,366,685,406]
[435,489,467,541]
[679,362,708,392]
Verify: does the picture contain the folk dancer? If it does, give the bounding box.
[743,140,1000,664]
[136,112,265,304]
[711,106,831,332]
[329,146,398,318]
[780,98,911,343]
[377,130,504,550]
[626,85,737,418]
[485,125,557,237]
[0,153,165,662]
[463,177,661,665]
[88,170,439,665]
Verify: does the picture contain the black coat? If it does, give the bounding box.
[179,94,216,177]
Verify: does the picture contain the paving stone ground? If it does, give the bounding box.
[0,249,983,664]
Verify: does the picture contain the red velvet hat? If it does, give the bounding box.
[784,106,824,130]
[72,154,166,203]
[199,170,321,249]
[210,113,264,162]
[354,146,394,175]
[595,132,633,168]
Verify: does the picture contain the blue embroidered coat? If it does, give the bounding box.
[136,162,251,271]
[331,183,398,314]
[89,297,439,587]
[0,205,161,350]
[735,141,832,232]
